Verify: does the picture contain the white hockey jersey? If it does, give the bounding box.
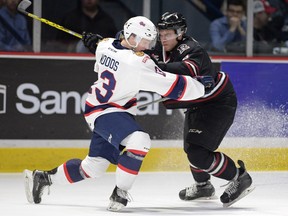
[84,38,204,129]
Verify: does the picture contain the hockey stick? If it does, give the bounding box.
[137,97,168,109]
[17,0,82,39]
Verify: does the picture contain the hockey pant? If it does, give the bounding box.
[50,112,151,191]
[50,131,150,189]
[183,95,238,182]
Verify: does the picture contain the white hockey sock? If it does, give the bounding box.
[49,164,71,185]
[116,166,137,191]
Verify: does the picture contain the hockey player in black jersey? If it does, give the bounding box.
[155,12,254,207]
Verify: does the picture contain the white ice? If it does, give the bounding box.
[0,171,287,216]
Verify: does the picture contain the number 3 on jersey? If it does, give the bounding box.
[96,70,116,103]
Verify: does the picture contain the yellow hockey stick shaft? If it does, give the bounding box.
[18,0,82,39]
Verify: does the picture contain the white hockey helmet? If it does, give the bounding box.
[123,16,158,49]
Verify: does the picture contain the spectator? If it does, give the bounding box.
[55,0,118,52]
[266,0,287,19]
[258,0,288,43]
[192,0,225,21]
[0,0,31,52]
[209,0,246,52]
[253,0,283,44]
[280,0,288,42]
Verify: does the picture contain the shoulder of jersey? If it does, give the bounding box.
[99,38,111,43]
[134,51,145,57]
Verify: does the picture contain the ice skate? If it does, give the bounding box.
[179,180,215,200]
[220,160,255,207]
[23,169,52,204]
[107,186,130,212]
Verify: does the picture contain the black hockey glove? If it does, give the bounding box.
[82,32,103,54]
[194,76,215,94]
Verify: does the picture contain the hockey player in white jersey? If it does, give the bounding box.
[23,16,214,212]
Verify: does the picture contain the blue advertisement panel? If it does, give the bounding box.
[221,61,288,137]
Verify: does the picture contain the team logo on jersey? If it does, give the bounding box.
[135,51,144,57]
[177,44,190,54]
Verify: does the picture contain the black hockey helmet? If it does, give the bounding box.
[157,12,187,35]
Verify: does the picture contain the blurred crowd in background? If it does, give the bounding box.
[0,0,288,56]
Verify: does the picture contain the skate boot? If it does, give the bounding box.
[24,169,52,204]
[179,180,215,200]
[220,160,255,207]
[107,186,130,212]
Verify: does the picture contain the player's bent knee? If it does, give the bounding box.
[121,131,151,154]
[81,156,110,178]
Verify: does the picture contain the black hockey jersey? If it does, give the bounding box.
[156,36,236,109]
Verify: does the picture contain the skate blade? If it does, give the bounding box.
[195,194,218,200]
[23,169,34,204]
[185,194,218,201]
[107,201,125,212]
[223,185,255,208]
[183,191,218,201]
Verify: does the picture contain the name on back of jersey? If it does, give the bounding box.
[100,54,119,71]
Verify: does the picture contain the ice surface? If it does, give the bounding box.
[0,171,287,216]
